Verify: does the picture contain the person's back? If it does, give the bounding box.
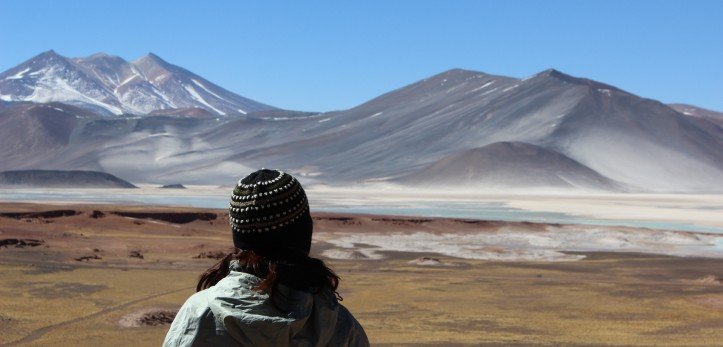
[163,169,369,346]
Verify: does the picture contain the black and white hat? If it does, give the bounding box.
[229,169,312,255]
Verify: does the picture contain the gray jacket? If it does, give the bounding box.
[163,261,369,346]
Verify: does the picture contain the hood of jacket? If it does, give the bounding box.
[205,261,347,346]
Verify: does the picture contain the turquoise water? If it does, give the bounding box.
[0,190,227,207]
[1,190,721,234]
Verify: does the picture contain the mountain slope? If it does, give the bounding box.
[669,103,723,119]
[0,59,722,192]
[396,141,624,191]
[0,51,276,115]
[0,102,98,167]
[669,103,723,127]
[229,69,723,192]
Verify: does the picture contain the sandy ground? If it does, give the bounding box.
[1,202,723,346]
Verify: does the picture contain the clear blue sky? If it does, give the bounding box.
[1,0,721,112]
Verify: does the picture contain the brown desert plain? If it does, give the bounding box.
[1,202,723,346]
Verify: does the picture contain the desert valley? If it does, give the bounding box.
[1,49,722,346]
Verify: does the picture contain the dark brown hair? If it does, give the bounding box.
[196,248,342,302]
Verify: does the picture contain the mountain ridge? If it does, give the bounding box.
[0,52,722,192]
[213,66,723,191]
[0,50,276,116]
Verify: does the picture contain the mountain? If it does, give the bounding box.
[0,102,99,166]
[0,56,722,192]
[0,170,136,188]
[226,69,723,192]
[396,141,624,191]
[0,50,275,116]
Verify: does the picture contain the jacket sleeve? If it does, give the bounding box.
[162,292,224,347]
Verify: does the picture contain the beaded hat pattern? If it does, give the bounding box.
[229,169,309,234]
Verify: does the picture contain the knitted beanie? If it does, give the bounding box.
[229,169,312,256]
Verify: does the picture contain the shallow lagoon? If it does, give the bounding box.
[1,188,722,234]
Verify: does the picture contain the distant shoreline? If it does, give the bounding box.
[1,187,722,233]
[1,202,721,262]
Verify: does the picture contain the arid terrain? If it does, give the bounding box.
[1,203,723,346]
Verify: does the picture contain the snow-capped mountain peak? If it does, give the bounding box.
[0,51,276,116]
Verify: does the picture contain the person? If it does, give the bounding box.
[163,169,369,346]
